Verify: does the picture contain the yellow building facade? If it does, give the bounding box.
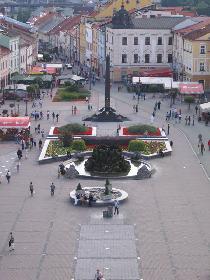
[183,29,210,90]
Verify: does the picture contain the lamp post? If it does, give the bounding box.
[24,92,28,116]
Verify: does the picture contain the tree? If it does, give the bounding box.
[27,85,35,99]
[184,96,195,110]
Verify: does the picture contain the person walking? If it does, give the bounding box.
[185,116,188,125]
[29,182,34,196]
[208,139,210,151]
[41,129,44,138]
[192,115,195,126]
[188,116,191,126]
[195,105,198,115]
[16,161,20,172]
[47,110,50,120]
[50,182,55,196]
[6,170,11,183]
[114,199,119,215]
[17,149,22,160]
[52,112,55,121]
[56,113,59,122]
[9,232,15,251]
[167,123,170,135]
[39,139,42,150]
[200,142,205,155]
[94,269,103,280]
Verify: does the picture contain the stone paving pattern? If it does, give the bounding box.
[0,76,210,279]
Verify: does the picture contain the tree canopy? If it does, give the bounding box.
[161,0,210,16]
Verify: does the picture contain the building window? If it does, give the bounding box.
[134,37,138,45]
[168,37,173,45]
[168,54,172,63]
[122,54,127,63]
[122,37,127,45]
[200,45,206,54]
[157,54,162,63]
[145,37,150,45]
[134,54,138,63]
[157,37,162,45]
[145,54,150,63]
[200,62,205,71]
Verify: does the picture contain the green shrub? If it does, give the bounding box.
[59,123,88,134]
[128,124,157,134]
[128,140,146,152]
[72,139,86,151]
[59,91,88,101]
[76,183,82,191]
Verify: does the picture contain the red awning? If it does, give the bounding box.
[139,68,173,77]
[179,83,204,94]
[0,117,30,129]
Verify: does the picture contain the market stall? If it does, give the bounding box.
[199,102,210,123]
[0,117,30,141]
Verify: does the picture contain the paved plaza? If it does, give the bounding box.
[0,79,210,279]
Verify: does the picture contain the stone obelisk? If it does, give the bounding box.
[105,55,111,111]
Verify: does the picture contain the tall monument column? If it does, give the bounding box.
[105,55,111,111]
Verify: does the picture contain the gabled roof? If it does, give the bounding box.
[49,15,81,35]
[184,24,210,40]
[0,45,10,56]
[174,18,210,36]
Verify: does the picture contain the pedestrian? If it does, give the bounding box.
[47,110,50,120]
[30,137,34,147]
[135,104,138,113]
[195,105,198,114]
[114,199,119,215]
[39,139,42,150]
[74,106,77,115]
[41,129,44,138]
[188,116,191,126]
[16,161,20,172]
[170,140,173,147]
[94,269,103,280]
[157,101,161,110]
[17,149,22,160]
[178,113,182,123]
[21,139,25,150]
[52,112,55,121]
[50,182,55,196]
[72,106,74,115]
[56,113,59,122]
[150,114,154,123]
[6,170,11,183]
[34,139,37,148]
[9,232,15,251]
[208,140,210,151]
[192,115,195,126]
[29,182,34,196]
[167,123,170,135]
[185,116,188,125]
[200,142,205,155]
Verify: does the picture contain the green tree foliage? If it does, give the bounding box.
[128,124,157,134]
[72,139,86,151]
[184,96,195,110]
[161,0,210,16]
[128,140,146,152]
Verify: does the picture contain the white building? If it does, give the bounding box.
[106,6,185,81]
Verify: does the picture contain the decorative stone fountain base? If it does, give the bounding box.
[70,187,128,207]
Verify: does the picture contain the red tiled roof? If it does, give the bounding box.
[175,18,210,35]
[49,15,81,35]
[183,24,210,40]
[0,45,10,56]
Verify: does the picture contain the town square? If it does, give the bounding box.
[0,0,210,279]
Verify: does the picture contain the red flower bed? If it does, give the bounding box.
[122,127,161,136]
[53,127,93,135]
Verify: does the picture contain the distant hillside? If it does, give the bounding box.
[161,0,210,16]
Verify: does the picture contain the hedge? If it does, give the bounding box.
[128,140,145,152]
[128,124,158,134]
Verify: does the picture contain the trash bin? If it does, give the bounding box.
[107,206,113,217]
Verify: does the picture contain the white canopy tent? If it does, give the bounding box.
[200,102,210,112]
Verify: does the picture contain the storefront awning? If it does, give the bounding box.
[0,117,30,129]
[179,83,204,94]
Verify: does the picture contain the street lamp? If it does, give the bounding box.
[24,92,28,116]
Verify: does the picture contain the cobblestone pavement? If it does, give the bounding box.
[0,79,210,279]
